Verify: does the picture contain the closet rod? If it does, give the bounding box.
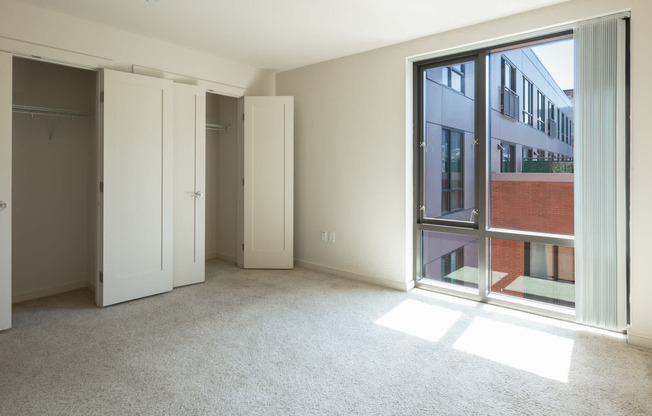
[206,123,229,132]
[12,104,92,118]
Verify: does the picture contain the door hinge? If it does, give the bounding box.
[242,178,244,186]
[242,243,244,250]
[99,271,103,284]
[100,91,104,103]
[242,113,245,121]
[100,181,104,193]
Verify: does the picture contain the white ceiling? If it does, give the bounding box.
[14,0,568,72]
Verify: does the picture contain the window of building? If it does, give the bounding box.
[501,57,519,119]
[442,64,465,93]
[502,58,516,92]
[548,102,557,137]
[441,128,464,214]
[500,143,515,172]
[537,91,546,132]
[442,247,465,285]
[561,113,567,142]
[523,77,533,126]
[566,117,571,144]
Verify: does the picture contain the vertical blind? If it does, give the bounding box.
[574,17,627,331]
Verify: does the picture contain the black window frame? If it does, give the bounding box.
[522,77,534,126]
[548,101,557,137]
[537,90,546,132]
[500,143,516,173]
[442,64,466,93]
[441,127,465,215]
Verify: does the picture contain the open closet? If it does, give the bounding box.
[11,57,98,303]
[0,49,294,332]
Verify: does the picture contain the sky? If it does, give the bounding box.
[531,38,574,91]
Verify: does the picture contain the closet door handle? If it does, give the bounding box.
[0,201,7,212]
[189,191,204,199]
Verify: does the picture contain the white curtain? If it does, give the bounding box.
[574,17,627,331]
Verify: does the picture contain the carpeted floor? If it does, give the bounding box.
[1,258,651,415]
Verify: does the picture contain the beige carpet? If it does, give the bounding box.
[1,259,651,415]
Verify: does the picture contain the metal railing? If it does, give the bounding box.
[501,87,519,120]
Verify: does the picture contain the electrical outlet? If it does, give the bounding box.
[328,231,336,243]
[321,231,327,241]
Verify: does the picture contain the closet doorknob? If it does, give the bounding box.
[195,191,204,198]
[0,201,7,212]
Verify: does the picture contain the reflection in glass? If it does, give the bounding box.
[423,60,475,222]
[421,231,479,289]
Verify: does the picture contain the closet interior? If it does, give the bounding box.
[10,56,246,304]
[205,92,239,262]
[11,57,98,303]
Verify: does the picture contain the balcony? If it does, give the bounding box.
[501,87,519,120]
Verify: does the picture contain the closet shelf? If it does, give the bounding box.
[12,104,92,118]
[206,123,229,132]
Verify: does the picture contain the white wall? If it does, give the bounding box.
[0,0,274,96]
[12,57,97,302]
[205,94,239,261]
[277,0,652,346]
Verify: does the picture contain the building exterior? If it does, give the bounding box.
[490,47,574,174]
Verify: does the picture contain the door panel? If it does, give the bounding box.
[238,96,293,269]
[173,83,205,287]
[0,52,11,330]
[100,69,174,306]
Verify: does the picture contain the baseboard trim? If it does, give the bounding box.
[12,281,88,304]
[627,331,652,350]
[294,260,414,292]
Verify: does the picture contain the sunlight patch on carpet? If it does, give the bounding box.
[375,299,461,342]
[453,317,574,382]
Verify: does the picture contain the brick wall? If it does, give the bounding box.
[491,180,574,235]
[490,180,574,295]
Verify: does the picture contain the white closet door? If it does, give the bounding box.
[173,83,205,287]
[238,96,294,269]
[0,52,11,331]
[100,69,174,307]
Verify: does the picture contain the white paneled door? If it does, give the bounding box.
[0,52,11,330]
[173,83,206,287]
[238,96,294,269]
[99,69,174,307]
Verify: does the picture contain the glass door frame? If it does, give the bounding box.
[413,33,577,321]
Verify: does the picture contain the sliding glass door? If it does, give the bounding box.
[416,34,576,314]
